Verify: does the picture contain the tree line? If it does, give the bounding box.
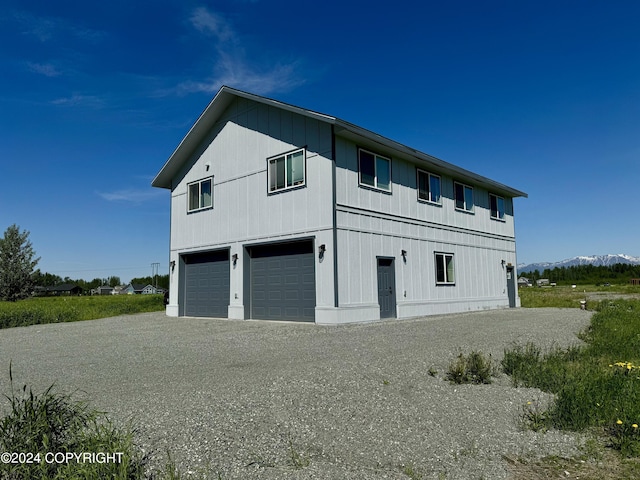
[1,224,168,301]
[33,272,170,291]
[524,263,640,285]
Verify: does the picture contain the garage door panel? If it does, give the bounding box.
[183,250,229,318]
[250,241,315,322]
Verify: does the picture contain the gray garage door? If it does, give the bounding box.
[183,250,230,318]
[249,241,315,322]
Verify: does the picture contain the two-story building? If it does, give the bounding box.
[152,86,527,324]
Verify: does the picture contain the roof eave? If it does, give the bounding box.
[333,119,527,198]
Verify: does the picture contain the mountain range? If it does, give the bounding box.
[518,254,640,273]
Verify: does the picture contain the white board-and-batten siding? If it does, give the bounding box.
[331,135,519,320]
[170,97,334,250]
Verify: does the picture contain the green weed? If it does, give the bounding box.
[446,351,495,385]
[502,300,640,456]
[0,365,147,479]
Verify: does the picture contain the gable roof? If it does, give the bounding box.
[152,86,527,198]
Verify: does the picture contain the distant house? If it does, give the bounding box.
[536,278,550,287]
[111,285,127,295]
[93,286,114,295]
[35,283,82,296]
[631,278,640,286]
[123,283,159,295]
[518,277,531,287]
[152,86,527,323]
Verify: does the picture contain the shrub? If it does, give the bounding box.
[446,351,495,384]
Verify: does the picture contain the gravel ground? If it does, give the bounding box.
[0,308,593,479]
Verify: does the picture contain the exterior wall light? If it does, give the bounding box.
[232,253,238,266]
[401,250,407,262]
[170,260,176,271]
[318,244,326,260]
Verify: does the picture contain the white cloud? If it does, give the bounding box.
[13,10,104,43]
[189,7,234,42]
[174,7,304,96]
[97,188,165,203]
[50,94,104,108]
[27,62,61,77]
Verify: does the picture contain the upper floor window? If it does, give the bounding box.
[359,148,391,192]
[454,182,474,212]
[188,177,212,212]
[490,194,505,220]
[417,169,441,204]
[268,148,305,193]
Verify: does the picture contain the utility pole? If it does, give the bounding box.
[151,263,160,289]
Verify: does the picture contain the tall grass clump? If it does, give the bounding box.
[503,300,640,456]
[0,366,148,479]
[446,351,496,384]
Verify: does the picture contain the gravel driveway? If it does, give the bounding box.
[0,308,592,479]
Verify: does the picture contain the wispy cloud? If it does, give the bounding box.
[97,188,165,203]
[189,7,235,42]
[27,61,61,77]
[170,7,304,97]
[13,10,105,43]
[51,94,104,108]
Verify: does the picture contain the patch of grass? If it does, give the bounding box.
[0,365,148,479]
[287,436,310,470]
[505,449,640,480]
[446,351,496,385]
[0,365,216,479]
[0,295,165,329]
[519,284,640,309]
[400,463,424,479]
[502,300,640,456]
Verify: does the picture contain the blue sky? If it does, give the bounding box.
[1,1,638,282]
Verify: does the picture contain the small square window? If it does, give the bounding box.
[435,252,455,285]
[268,149,306,193]
[454,182,474,212]
[490,194,505,220]
[417,169,441,203]
[359,148,391,191]
[187,178,213,212]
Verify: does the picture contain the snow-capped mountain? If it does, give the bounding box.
[519,254,640,273]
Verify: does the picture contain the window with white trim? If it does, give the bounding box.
[359,148,391,191]
[454,182,474,212]
[268,148,305,193]
[187,178,213,212]
[490,194,505,220]
[435,252,455,285]
[417,169,441,203]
